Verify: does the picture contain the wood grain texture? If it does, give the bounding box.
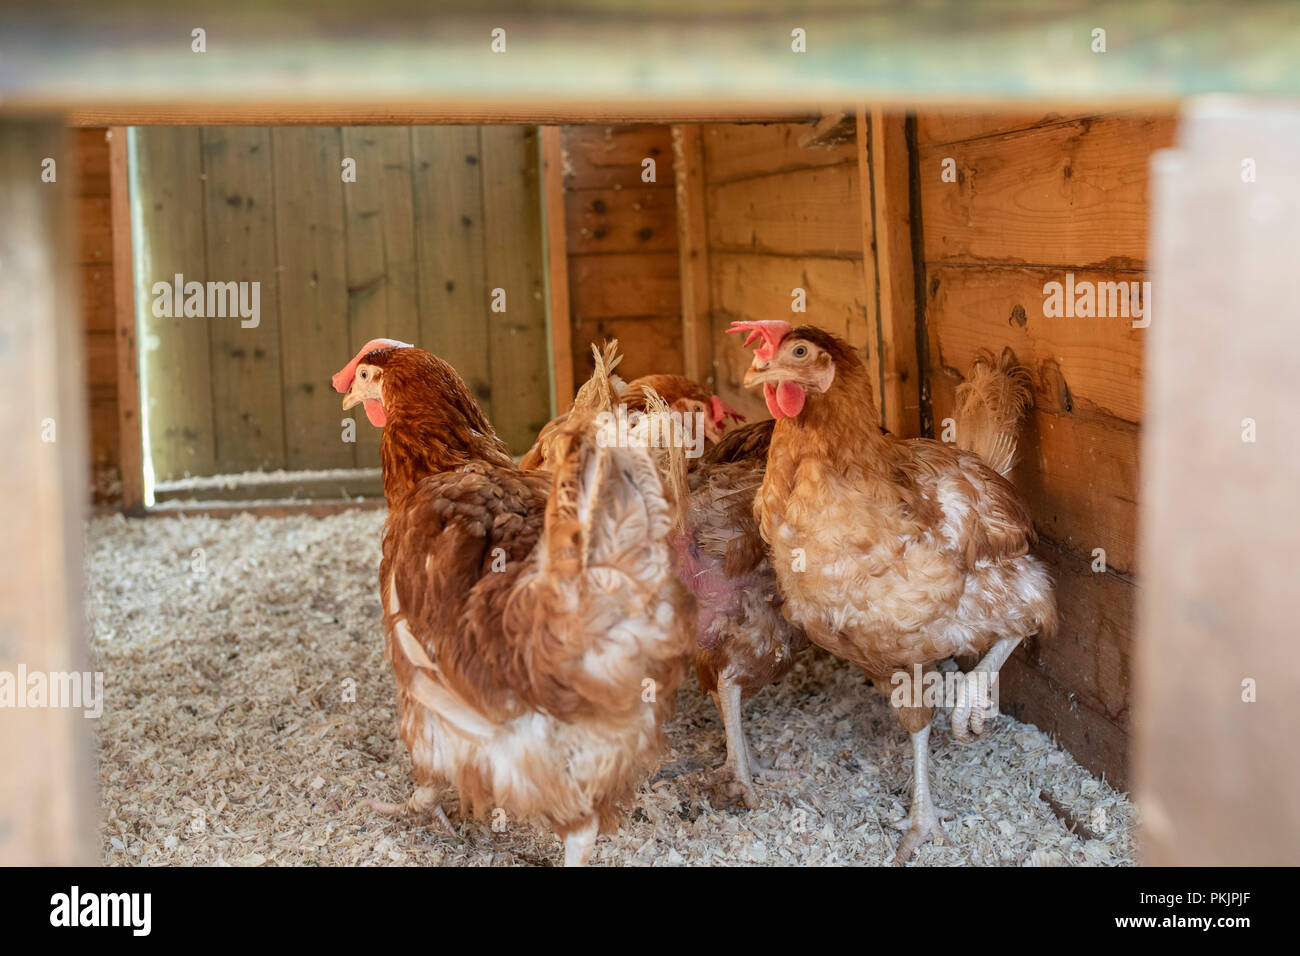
[702,122,857,184]
[706,162,862,258]
[341,126,420,461]
[411,126,493,415]
[573,315,684,383]
[541,126,574,411]
[672,124,712,389]
[563,124,675,189]
[568,251,680,321]
[131,127,216,480]
[919,116,1176,268]
[271,127,353,470]
[866,108,920,437]
[202,126,286,472]
[565,185,678,254]
[915,110,1096,148]
[479,125,552,453]
[925,264,1145,424]
[108,127,142,510]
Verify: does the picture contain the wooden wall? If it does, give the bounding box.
[561,125,683,385]
[699,122,875,421]
[75,128,120,501]
[130,125,550,482]
[916,111,1175,787]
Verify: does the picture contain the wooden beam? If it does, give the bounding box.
[672,125,713,391]
[5,4,1300,114]
[1135,100,1300,865]
[107,127,143,512]
[540,126,574,412]
[863,107,921,437]
[0,120,97,864]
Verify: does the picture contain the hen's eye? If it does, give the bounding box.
[792,345,808,358]
[359,369,368,379]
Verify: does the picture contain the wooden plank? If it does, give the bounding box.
[201,126,286,472]
[1135,103,1300,865]
[479,125,552,453]
[672,125,713,389]
[563,125,676,189]
[866,109,920,437]
[919,116,1177,268]
[930,370,1139,575]
[341,126,420,461]
[0,120,97,865]
[271,127,352,470]
[74,126,110,196]
[89,386,120,467]
[108,127,143,511]
[81,263,114,332]
[569,251,681,321]
[565,185,677,255]
[702,122,858,184]
[915,110,1096,147]
[84,328,115,387]
[411,126,492,415]
[131,127,215,481]
[75,196,111,264]
[706,163,862,258]
[925,264,1145,424]
[573,315,685,383]
[17,3,1300,112]
[540,127,574,412]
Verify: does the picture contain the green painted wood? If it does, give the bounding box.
[130,127,215,481]
[10,3,1300,115]
[201,126,286,471]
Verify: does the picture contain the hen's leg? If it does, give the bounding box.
[710,678,760,809]
[889,722,953,865]
[369,785,458,839]
[951,636,1022,743]
[562,817,600,867]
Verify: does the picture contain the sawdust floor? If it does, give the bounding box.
[87,509,1136,867]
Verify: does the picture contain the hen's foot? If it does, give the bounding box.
[889,798,953,865]
[951,670,996,743]
[369,786,459,840]
[706,763,760,811]
[750,757,804,782]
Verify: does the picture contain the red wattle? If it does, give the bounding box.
[776,380,806,417]
[364,399,387,427]
[763,384,784,419]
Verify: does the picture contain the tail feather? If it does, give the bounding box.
[953,347,1033,478]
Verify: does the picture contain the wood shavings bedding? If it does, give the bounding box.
[85,509,1136,867]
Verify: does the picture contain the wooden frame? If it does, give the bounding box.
[672,125,714,391]
[540,126,574,412]
[107,127,144,512]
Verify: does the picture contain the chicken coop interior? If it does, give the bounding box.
[58,110,1160,864]
[5,3,1297,871]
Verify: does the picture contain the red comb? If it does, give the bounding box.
[708,394,746,428]
[332,338,412,393]
[726,320,792,362]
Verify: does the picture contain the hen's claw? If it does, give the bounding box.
[890,799,954,865]
[951,670,995,743]
[369,786,460,840]
[707,763,760,811]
